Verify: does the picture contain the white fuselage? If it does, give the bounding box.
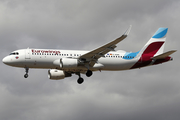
[2,48,139,72]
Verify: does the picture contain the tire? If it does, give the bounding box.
[24,74,28,78]
[86,70,93,77]
[77,77,84,84]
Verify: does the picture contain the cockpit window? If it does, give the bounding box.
[9,53,15,55]
[9,52,19,55]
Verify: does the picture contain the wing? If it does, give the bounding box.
[79,25,132,67]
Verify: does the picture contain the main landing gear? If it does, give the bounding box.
[76,70,93,84]
[24,67,29,78]
[77,77,84,84]
[76,72,84,84]
[86,70,93,77]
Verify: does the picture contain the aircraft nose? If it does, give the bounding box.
[2,56,10,65]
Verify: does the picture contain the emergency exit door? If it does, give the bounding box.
[25,48,31,59]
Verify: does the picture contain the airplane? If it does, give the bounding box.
[2,26,177,84]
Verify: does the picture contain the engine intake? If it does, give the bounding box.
[48,69,71,80]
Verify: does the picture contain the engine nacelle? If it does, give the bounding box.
[60,58,78,68]
[48,69,71,80]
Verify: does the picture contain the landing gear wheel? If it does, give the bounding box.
[77,77,84,84]
[86,70,93,77]
[24,74,28,78]
[24,67,29,78]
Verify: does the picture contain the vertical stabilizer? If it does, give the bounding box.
[131,28,169,69]
[138,28,168,57]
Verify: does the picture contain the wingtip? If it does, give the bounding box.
[124,25,132,36]
[172,50,177,53]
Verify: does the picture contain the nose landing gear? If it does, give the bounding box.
[24,67,29,78]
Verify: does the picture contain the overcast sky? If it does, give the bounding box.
[0,0,180,120]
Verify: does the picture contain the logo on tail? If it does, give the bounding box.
[139,28,168,57]
[131,28,170,68]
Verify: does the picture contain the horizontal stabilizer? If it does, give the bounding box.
[151,50,177,60]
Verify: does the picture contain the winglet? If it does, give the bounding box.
[123,25,132,36]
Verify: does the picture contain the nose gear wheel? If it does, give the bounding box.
[24,67,29,78]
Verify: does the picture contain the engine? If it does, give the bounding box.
[48,69,71,80]
[60,58,78,68]
[53,58,78,68]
